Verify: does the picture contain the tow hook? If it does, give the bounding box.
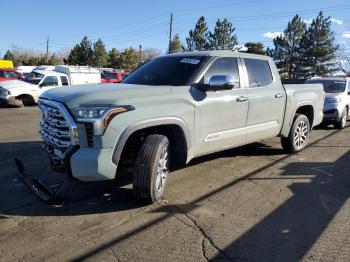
[14,146,78,205]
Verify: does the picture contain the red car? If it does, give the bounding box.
[101,71,129,83]
[0,68,24,81]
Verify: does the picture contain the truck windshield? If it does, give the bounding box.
[306,79,346,93]
[24,71,44,85]
[123,56,210,86]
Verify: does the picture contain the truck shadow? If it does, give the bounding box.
[0,140,286,217]
[210,152,350,261]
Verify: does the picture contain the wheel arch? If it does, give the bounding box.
[280,102,315,138]
[295,105,314,127]
[112,117,191,168]
[15,94,36,105]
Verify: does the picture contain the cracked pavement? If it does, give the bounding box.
[1,107,350,261]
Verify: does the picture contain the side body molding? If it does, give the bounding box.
[112,117,192,165]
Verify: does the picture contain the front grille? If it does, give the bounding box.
[85,123,94,147]
[39,101,72,150]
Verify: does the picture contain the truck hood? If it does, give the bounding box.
[40,83,172,109]
[0,80,36,90]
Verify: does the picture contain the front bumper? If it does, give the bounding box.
[0,95,21,106]
[39,98,119,182]
[322,103,342,123]
[70,147,117,181]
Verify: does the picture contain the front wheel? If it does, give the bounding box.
[133,134,170,203]
[281,114,310,153]
[335,108,347,129]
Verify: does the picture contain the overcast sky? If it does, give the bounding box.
[1,0,350,56]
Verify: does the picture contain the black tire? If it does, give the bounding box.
[281,114,310,153]
[133,134,170,203]
[335,108,347,129]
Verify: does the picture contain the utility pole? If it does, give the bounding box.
[168,13,173,53]
[46,37,49,55]
[138,44,143,63]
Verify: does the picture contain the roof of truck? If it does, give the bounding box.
[164,50,271,60]
[33,69,66,76]
[306,77,350,81]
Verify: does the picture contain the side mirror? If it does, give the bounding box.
[196,75,235,92]
[209,75,235,90]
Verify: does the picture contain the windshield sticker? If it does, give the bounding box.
[180,58,200,65]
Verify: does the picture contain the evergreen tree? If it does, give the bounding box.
[186,16,209,51]
[271,15,306,79]
[208,18,237,50]
[108,48,121,68]
[300,11,339,77]
[119,47,139,71]
[93,39,109,67]
[3,50,14,61]
[169,34,183,54]
[65,36,94,65]
[244,42,267,55]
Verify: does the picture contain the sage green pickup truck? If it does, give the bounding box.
[39,51,324,203]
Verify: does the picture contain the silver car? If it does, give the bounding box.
[305,77,350,129]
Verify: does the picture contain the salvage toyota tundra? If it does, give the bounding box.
[37,51,325,203]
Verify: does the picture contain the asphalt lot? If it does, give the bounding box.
[0,106,349,262]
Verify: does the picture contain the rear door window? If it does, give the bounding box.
[60,76,69,86]
[244,58,273,88]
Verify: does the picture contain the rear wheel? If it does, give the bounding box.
[281,114,310,153]
[335,108,347,129]
[133,134,170,203]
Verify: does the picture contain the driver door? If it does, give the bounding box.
[194,57,248,156]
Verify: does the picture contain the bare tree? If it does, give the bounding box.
[335,46,350,76]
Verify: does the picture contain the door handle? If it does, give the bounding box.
[236,96,248,102]
[274,93,284,98]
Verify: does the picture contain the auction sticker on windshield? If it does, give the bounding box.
[180,58,200,65]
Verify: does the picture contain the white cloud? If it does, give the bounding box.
[303,19,313,24]
[342,31,350,39]
[330,18,343,25]
[263,32,283,38]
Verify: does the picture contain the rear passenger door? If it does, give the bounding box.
[242,58,285,142]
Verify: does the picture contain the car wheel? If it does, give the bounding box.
[133,134,170,203]
[281,114,310,153]
[335,108,347,129]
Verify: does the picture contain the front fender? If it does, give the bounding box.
[109,117,191,166]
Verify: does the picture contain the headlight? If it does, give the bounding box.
[327,97,341,103]
[72,105,134,135]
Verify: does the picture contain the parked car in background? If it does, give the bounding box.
[0,66,101,107]
[17,66,36,77]
[101,70,129,83]
[305,77,350,129]
[0,68,24,81]
[38,51,325,203]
